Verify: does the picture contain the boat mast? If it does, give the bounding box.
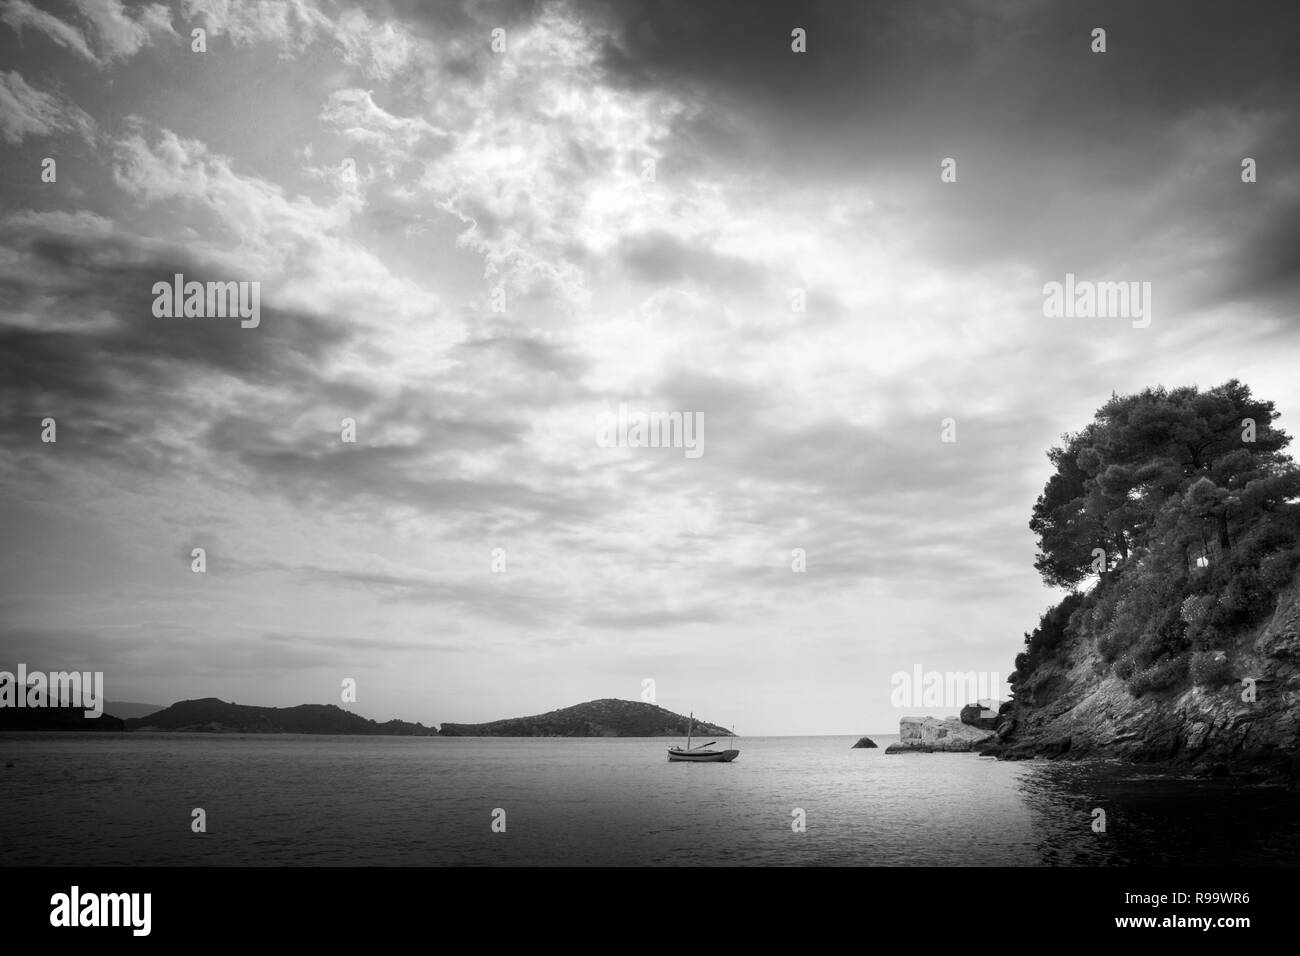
[687,712,693,751]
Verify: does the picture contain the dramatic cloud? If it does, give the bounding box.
[1,0,1297,733]
[70,0,174,63]
[1,0,172,67]
[0,69,95,143]
[1,0,97,63]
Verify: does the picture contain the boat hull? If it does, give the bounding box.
[667,748,739,762]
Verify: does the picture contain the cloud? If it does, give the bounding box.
[0,70,95,144]
[106,123,452,341]
[333,7,419,80]
[404,5,693,313]
[0,209,356,476]
[70,0,174,63]
[3,0,1299,733]
[318,87,447,154]
[1,0,172,67]
[183,0,425,79]
[182,0,331,54]
[617,229,763,289]
[0,0,97,63]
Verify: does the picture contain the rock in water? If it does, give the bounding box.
[851,736,878,748]
[885,715,995,753]
[959,701,1003,731]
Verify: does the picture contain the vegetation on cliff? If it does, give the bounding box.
[1002,381,1300,773]
[1014,380,1300,696]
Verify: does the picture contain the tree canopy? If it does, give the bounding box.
[1030,380,1300,589]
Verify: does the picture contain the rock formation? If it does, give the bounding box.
[884,715,995,753]
[987,573,1300,779]
[959,700,1003,731]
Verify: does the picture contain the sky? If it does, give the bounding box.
[1,0,1298,735]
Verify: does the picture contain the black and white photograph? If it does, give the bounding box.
[1,0,1297,934]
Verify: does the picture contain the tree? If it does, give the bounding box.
[1030,428,1108,588]
[1030,381,1296,588]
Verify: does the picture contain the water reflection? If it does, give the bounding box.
[1018,759,1300,865]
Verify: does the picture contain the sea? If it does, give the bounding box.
[2,733,1298,866]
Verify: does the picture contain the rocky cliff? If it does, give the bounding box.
[986,381,1300,783]
[989,570,1300,780]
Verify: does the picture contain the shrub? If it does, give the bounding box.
[1130,605,1187,670]
[1260,547,1300,594]
[1127,656,1188,696]
[1189,651,1233,687]
[1189,623,1222,652]
[1201,524,1300,633]
[1097,632,1124,662]
[1180,593,1211,626]
[1018,592,1086,679]
[1218,569,1268,623]
[1114,654,1136,681]
[1181,591,1218,648]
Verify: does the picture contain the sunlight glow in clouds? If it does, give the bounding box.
[1,0,1298,733]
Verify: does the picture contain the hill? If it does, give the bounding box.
[438,698,732,737]
[104,701,164,720]
[0,706,127,731]
[125,698,435,735]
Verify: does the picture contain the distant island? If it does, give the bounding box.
[439,699,730,737]
[0,696,730,738]
[104,701,164,720]
[0,705,126,732]
[125,698,436,735]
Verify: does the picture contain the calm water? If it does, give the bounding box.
[2,733,1298,866]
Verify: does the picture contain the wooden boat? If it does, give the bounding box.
[667,712,739,762]
[667,746,739,762]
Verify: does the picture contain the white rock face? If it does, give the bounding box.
[887,716,995,752]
